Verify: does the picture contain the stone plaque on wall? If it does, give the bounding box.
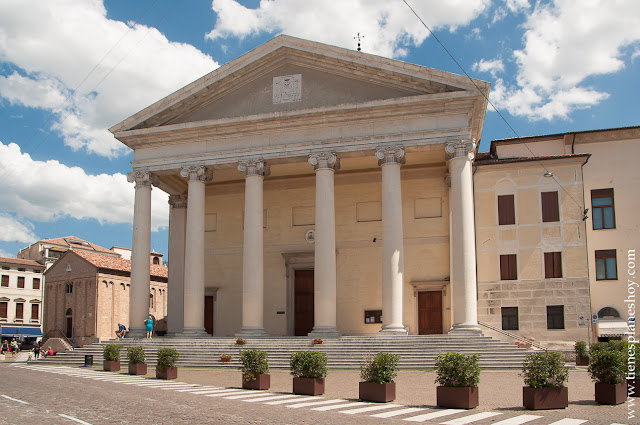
[273,74,301,104]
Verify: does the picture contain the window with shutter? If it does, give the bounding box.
[498,195,516,225]
[500,254,518,280]
[1,275,8,287]
[544,252,562,278]
[33,278,40,290]
[591,188,616,230]
[0,302,7,318]
[595,249,617,280]
[17,276,25,288]
[31,304,39,321]
[547,305,565,329]
[541,191,560,222]
[16,302,24,320]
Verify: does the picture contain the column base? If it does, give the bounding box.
[175,327,210,338]
[124,327,147,339]
[449,323,483,335]
[308,326,341,338]
[236,327,268,337]
[378,325,408,336]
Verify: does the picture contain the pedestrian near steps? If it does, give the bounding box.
[145,315,154,339]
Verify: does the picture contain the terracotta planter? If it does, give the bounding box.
[576,355,589,366]
[220,357,232,362]
[293,377,325,395]
[128,363,147,375]
[628,379,640,397]
[156,366,178,380]
[595,381,627,405]
[103,360,120,372]
[523,387,568,410]
[359,382,396,403]
[437,386,479,409]
[243,374,270,390]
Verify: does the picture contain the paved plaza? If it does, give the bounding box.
[1,356,633,424]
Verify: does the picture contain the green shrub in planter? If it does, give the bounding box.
[521,352,568,388]
[103,344,122,361]
[589,342,608,353]
[290,351,328,379]
[156,347,179,371]
[360,353,400,384]
[574,341,588,358]
[588,349,625,384]
[435,352,480,387]
[240,349,269,381]
[126,346,146,364]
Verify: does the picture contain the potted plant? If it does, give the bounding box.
[359,353,400,403]
[589,343,626,405]
[435,352,480,409]
[290,351,328,395]
[240,349,270,390]
[103,344,121,372]
[127,346,147,375]
[220,353,233,363]
[156,347,179,380]
[574,341,589,366]
[521,352,569,410]
[311,338,324,345]
[235,337,247,345]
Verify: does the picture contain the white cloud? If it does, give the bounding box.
[206,0,491,58]
[0,214,39,243]
[0,249,13,258]
[490,0,640,120]
[472,58,505,78]
[0,0,218,158]
[492,0,530,23]
[0,141,168,231]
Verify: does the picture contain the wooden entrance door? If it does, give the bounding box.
[294,270,314,336]
[204,295,214,335]
[418,291,443,335]
[66,316,73,338]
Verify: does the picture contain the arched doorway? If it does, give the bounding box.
[65,308,73,338]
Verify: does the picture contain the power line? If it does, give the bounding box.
[401,0,585,213]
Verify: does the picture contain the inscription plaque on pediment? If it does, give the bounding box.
[273,74,301,104]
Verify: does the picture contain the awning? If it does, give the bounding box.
[0,326,42,337]
[596,320,630,337]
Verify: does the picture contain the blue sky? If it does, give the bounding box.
[1,0,639,260]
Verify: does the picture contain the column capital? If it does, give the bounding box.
[127,171,157,188]
[168,194,187,209]
[180,165,213,182]
[445,139,476,160]
[376,146,405,166]
[309,152,340,171]
[238,160,270,177]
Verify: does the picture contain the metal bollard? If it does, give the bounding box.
[84,354,93,366]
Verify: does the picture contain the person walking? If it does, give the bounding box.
[145,315,154,339]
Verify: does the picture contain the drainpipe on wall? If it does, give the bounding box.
[580,154,593,347]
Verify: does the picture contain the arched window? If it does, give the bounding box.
[65,283,73,294]
[598,307,620,319]
[65,308,72,316]
[149,293,154,309]
[152,257,160,265]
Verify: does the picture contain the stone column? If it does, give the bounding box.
[167,194,187,334]
[308,153,341,338]
[376,147,408,335]
[446,140,481,334]
[126,171,155,338]
[237,160,269,336]
[180,165,212,336]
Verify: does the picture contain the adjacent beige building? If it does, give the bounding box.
[0,257,45,339]
[43,250,167,345]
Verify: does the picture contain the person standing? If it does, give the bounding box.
[145,315,154,339]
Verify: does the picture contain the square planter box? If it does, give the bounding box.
[103,360,120,372]
[293,377,325,396]
[576,355,589,366]
[243,374,270,390]
[156,366,178,380]
[628,379,640,397]
[437,386,479,409]
[595,382,627,405]
[359,382,396,403]
[220,357,232,363]
[523,387,568,410]
[128,363,147,375]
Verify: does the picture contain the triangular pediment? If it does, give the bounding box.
[111,36,487,134]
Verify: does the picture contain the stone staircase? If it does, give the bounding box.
[36,335,531,370]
